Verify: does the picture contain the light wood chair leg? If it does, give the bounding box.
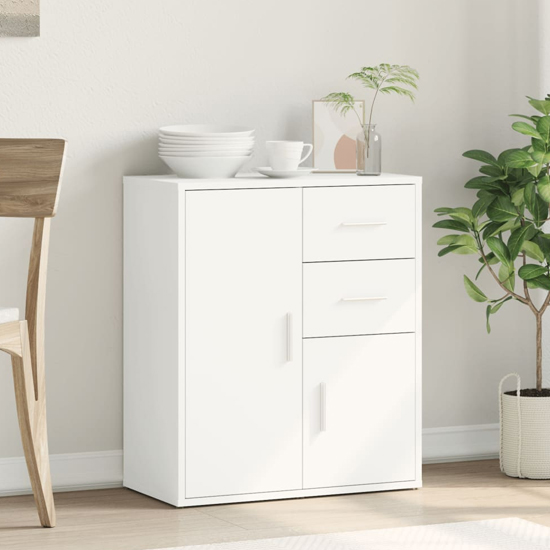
[11,321,56,528]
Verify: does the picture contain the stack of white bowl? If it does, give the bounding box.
[159,125,255,179]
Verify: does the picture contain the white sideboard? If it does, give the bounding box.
[123,173,422,507]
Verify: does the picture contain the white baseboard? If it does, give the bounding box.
[422,423,499,464]
[0,450,123,497]
[0,424,499,497]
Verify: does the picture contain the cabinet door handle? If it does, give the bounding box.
[341,296,387,302]
[341,221,387,227]
[286,312,293,362]
[320,382,327,432]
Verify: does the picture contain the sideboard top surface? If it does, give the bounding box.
[124,172,422,191]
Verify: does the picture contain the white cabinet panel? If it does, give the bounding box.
[304,333,416,489]
[303,259,416,337]
[185,188,303,498]
[303,185,416,262]
[123,174,422,507]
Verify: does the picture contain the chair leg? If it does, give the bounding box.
[11,321,56,528]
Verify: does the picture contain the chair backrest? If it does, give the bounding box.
[0,139,66,218]
[0,138,66,399]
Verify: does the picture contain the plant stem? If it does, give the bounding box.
[537,313,543,391]
[476,238,530,307]
[364,68,395,157]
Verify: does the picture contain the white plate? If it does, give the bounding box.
[159,136,255,145]
[159,125,255,138]
[256,167,318,179]
[160,155,251,179]
[159,150,253,158]
[158,143,254,150]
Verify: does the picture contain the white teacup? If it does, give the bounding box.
[266,141,313,171]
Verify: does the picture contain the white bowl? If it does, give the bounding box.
[159,136,255,144]
[158,143,255,151]
[160,155,251,178]
[159,150,253,158]
[159,125,255,138]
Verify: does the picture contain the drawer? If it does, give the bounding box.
[303,185,416,262]
[303,333,416,488]
[303,259,416,337]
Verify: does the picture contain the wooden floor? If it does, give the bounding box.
[1,460,550,550]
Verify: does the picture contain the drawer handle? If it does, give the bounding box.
[341,221,387,227]
[341,296,387,302]
[320,382,327,432]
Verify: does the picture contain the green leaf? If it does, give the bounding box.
[322,92,358,117]
[518,264,547,280]
[498,218,522,233]
[508,223,536,259]
[464,176,503,191]
[437,234,461,246]
[524,181,536,212]
[487,196,518,222]
[434,207,454,214]
[511,114,539,122]
[479,165,504,178]
[528,97,550,116]
[464,275,488,302]
[511,187,525,207]
[499,148,522,164]
[482,222,505,239]
[463,149,500,168]
[531,149,550,164]
[538,176,550,202]
[486,236,511,266]
[440,234,477,247]
[535,234,550,262]
[438,234,478,256]
[498,263,515,291]
[522,240,545,262]
[433,219,470,232]
[532,138,546,152]
[537,115,550,142]
[448,207,474,225]
[527,162,544,178]
[512,121,541,139]
[438,245,463,257]
[529,275,550,290]
[531,195,548,226]
[487,305,496,331]
[504,149,537,168]
[472,195,495,218]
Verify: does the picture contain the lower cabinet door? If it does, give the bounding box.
[303,333,416,489]
[185,188,303,499]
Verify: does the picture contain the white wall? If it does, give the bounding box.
[0,0,541,458]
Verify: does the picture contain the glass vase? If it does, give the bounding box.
[356,124,381,176]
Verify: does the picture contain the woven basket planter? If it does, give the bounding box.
[500,373,550,479]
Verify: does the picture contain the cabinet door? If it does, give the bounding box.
[185,188,302,498]
[304,334,416,489]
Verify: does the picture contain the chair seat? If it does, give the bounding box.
[0,307,19,324]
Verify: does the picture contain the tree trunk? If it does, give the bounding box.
[537,313,543,391]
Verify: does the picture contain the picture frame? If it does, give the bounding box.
[0,0,39,37]
[312,99,365,173]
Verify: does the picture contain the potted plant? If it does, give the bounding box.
[434,95,550,479]
[323,63,419,176]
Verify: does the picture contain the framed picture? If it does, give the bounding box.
[0,0,39,37]
[312,100,364,172]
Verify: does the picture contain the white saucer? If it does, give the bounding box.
[257,167,317,179]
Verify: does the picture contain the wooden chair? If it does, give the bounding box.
[0,139,66,528]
